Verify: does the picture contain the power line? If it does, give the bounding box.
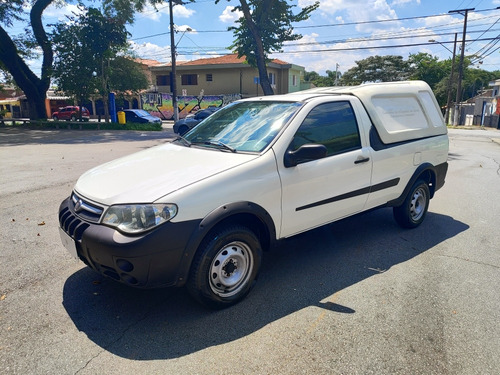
[129,8,500,42]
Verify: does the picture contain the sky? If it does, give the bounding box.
[6,0,500,77]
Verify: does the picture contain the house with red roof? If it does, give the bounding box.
[149,54,309,98]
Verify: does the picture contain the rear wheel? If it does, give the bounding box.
[70,115,77,122]
[393,179,430,228]
[187,225,262,309]
[52,115,58,121]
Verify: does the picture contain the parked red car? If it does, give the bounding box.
[52,106,90,121]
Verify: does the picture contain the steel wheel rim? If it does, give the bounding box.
[410,187,427,222]
[209,241,253,297]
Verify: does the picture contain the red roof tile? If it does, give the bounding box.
[178,54,291,66]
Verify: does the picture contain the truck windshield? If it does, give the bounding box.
[182,101,302,153]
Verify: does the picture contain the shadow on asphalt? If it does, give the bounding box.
[0,128,175,146]
[62,208,468,360]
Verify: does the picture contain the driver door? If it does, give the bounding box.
[278,100,372,238]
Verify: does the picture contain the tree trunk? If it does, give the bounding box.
[0,0,54,120]
[0,27,48,119]
[239,0,274,96]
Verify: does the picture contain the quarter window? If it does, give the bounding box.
[290,101,361,162]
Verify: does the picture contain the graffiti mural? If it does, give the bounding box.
[141,93,241,120]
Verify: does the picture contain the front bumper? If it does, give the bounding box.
[59,197,200,288]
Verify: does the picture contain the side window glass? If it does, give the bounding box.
[290,101,361,160]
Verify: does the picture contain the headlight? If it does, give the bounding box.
[102,204,178,234]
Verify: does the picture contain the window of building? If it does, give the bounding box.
[206,73,213,82]
[182,74,198,85]
[156,75,171,86]
[268,72,276,85]
[289,101,361,163]
[292,75,297,86]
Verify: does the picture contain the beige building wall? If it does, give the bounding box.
[152,63,303,98]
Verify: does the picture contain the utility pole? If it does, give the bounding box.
[446,33,458,125]
[169,0,179,122]
[449,8,474,126]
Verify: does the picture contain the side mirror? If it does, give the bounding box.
[284,144,328,168]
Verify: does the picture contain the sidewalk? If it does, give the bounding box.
[162,120,174,131]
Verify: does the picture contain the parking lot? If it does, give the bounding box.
[0,126,499,374]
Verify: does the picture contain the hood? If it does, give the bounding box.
[74,142,257,205]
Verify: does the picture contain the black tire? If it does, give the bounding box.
[70,115,77,122]
[187,225,262,309]
[393,179,430,228]
[52,115,58,121]
[179,125,189,135]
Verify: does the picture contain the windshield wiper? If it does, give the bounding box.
[191,140,236,153]
[174,135,191,147]
[204,140,236,153]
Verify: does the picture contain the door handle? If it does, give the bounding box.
[354,157,370,164]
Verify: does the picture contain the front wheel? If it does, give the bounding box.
[393,179,430,228]
[187,225,262,309]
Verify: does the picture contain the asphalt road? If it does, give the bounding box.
[0,127,499,375]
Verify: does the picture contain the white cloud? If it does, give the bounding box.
[174,5,195,18]
[139,4,194,22]
[219,6,243,23]
[176,25,196,33]
[129,41,171,62]
[390,0,421,5]
[43,3,85,21]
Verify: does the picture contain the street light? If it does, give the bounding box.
[429,34,458,124]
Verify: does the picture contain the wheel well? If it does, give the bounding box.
[418,169,437,198]
[386,165,438,207]
[204,213,272,252]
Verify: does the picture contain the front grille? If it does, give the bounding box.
[70,192,104,223]
[59,206,90,241]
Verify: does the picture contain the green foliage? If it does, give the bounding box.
[304,70,337,87]
[224,0,319,67]
[0,0,25,26]
[0,0,164,119]
[108,56,149,95]
[1,119,162,131]
[340,55,411,85]
[51,7,148,109]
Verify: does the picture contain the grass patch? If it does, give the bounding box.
[1,120,162,131]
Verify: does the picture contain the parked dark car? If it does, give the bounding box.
[173,106,220,135]
[52,106,90,121]
[123,109,162,124]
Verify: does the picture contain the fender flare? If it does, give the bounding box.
[386,163,438,207]
[174,201,277,286]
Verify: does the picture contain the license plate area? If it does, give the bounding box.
[59,227,78,259]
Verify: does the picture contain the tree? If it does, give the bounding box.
[51,7,144,121]
[304,70,337,87]
[408,53,447,88]
[217,0,318,95]
[340,55,411,85]
[0,0,162,119]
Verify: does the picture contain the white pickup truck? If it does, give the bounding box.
[59,81,449,308]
